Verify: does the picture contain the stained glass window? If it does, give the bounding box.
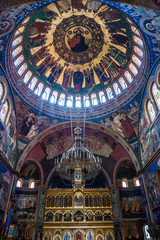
[134,46,143,57]
[132,55,141,67]
[50,91,58,104]
[99,91,106,103]
[124,71,133,83]
[15,26,25,36]
[75,96,81,108]
[42,87,50,100]
[29,180,35,188]
[134,178,140,187]
[113,83,121,95]
[106,88,114,99]
[12,36,23,47]
[18,63,28,76]
[91,93,98,105]
[133,36,143,47]
[131,26,140,35]
[35,83,44,96]
[129,63,138,76]
[152,83,160,110]
[14,55,24,68]
[28,77,38,91]
[119,78,127,90]
[23,71,32,84]
[66,96,73,107]
[84,95,90,107]
[0,100,9,123]
[58,93,65,106]
[122,179,128,188]
[147,100,156,122]
[16,179,23,188]
[12,45,22,58]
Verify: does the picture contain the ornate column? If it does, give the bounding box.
[34,186,47,240]
[110,185,123,240]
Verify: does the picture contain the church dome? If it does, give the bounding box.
[6,1,147,119]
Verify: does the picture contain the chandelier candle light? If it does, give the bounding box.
[55,127,102,185]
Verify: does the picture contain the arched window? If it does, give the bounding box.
[15,26,25,36]
[66,96,73,107]
[29,180,35,189]
[129,63,138,76]
[14,55,24,68]
[99,91,106,103]
[23,71,32,84]
[147,100,156,122]
[12,36,23,47]
[0,100,9,123]
[106,88,114,99]
[134,178,140,187]
[58,93,65,106]
[35,83,44,96]
[0,82,5,101]
[132,55,141,67]
[119,78,127,90]
[124,71,133,83]
[16,179,23,188]
[152,83,160,110]
[113,83,121,95]
[42,87,50,100]
[122,179,128,188]
[18,63,28,76]
[134,46,143,57]
[83,95,90,107]
[91,93,98,105]
[133,36,143,47]
[50,91,58,104]
[12,45,22,58]
[28,77,38,91]
[131,26,140,35]
[75,96,81,108]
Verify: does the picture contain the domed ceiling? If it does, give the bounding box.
[7,0,147,118]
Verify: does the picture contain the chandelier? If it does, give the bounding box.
[55,127,102,183]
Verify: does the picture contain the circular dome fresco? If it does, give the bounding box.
[7,1,147,119]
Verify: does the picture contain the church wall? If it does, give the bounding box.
[144,156,160,225]
[139,59,160,167]
[0,160,13,230]
[0,66,17,169]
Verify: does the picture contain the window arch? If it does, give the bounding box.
[99,91,106,103]
[16,179,23,188]
[83,95,90,107]
[0,100,10,124]
[134,46,143,57]
[23,71,32,84]
[122,179,128,188]
[18,63,28,76]
[28,77,38,91]
[129,63,138,76]
[75,96,81,108]
[58,93,65,106]
[50,91,58,104]
[91,93,98,105]
[106,88,114,99]
[134,178,140,187]
[124,71,133,83]
[66,95,73,107]
[12,45,22,58]
[14,55,24,68]
[151,83,160,110]
[132,55,141,67]
[119,78,127,90]
[113,83,121,95]
[35,83,44,96]
[29,180,35,189]
[42,87,50,101]
[147,100,156,122]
